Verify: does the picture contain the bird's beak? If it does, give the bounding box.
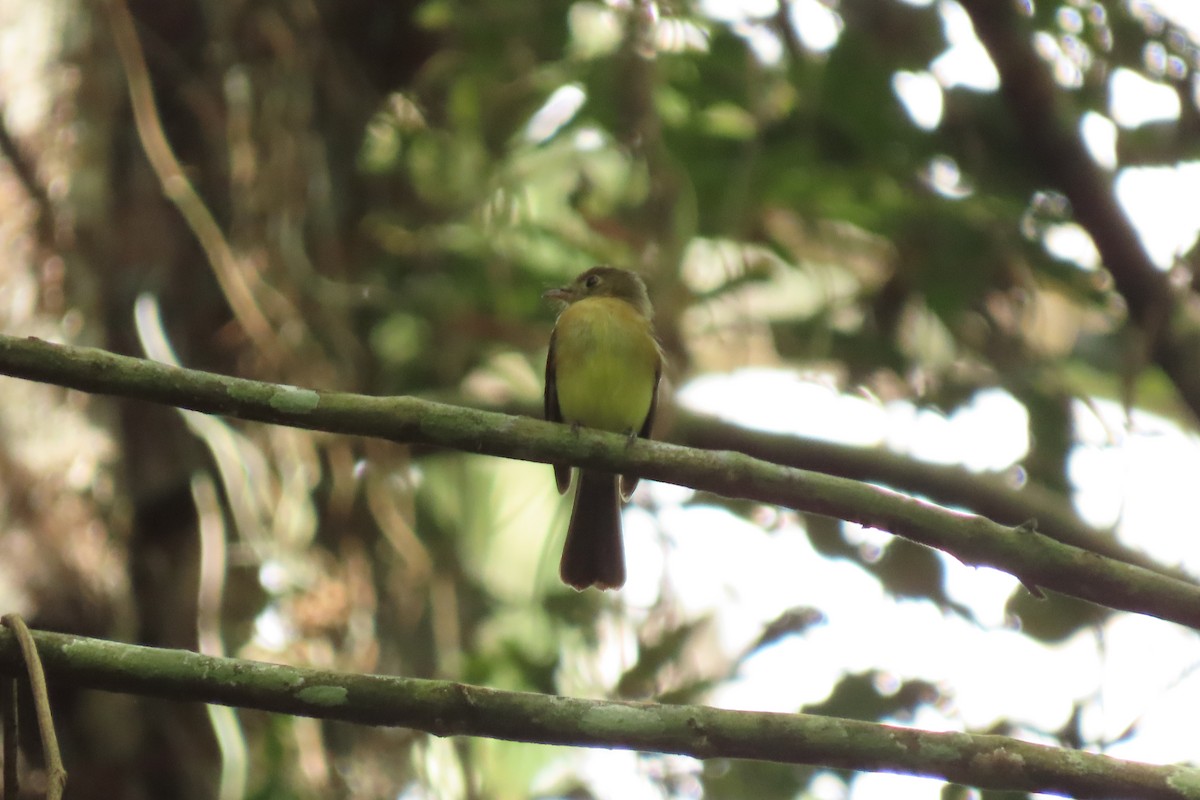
[543,287,571,303]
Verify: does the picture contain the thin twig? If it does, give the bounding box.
[191,474,249,800]
[2,675,17,800]
[771,0,805,67]
[0,109,55,244]
[102,0,283,362]
[1,615,65,800]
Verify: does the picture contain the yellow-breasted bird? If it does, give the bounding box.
[544,266,663,590]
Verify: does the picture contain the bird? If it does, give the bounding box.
[544,266,663,590]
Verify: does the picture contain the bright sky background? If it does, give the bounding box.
[536,1,1200,799]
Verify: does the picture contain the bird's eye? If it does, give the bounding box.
[584,274,601,289]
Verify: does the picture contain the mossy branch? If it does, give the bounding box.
[669,407,1183,580]
[0,627,1198,799]
[2,333,1200,633]
[459,395,1184,582]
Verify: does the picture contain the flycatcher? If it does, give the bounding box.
[544,266,662,590]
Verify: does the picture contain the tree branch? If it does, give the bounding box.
[1,628,1198,798]
[958,0,1200,422]
[2,615,66,799]
[2,333,1200,631]
[669,409,1190,581]
[468,396,1188,584]
[0,106,55,245]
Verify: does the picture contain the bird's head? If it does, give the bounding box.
[543,266,653,318]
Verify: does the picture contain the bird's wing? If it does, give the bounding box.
[620,356,661,501]
[544,329,572,494]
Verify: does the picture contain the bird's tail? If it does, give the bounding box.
[559,470,625,590]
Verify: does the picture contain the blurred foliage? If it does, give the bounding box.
[1005,589,1111,643]
[2,0,1199,797]
[701,759,821,800]
[801,670,944,723]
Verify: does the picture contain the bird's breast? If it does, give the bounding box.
[552,297,659,434]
